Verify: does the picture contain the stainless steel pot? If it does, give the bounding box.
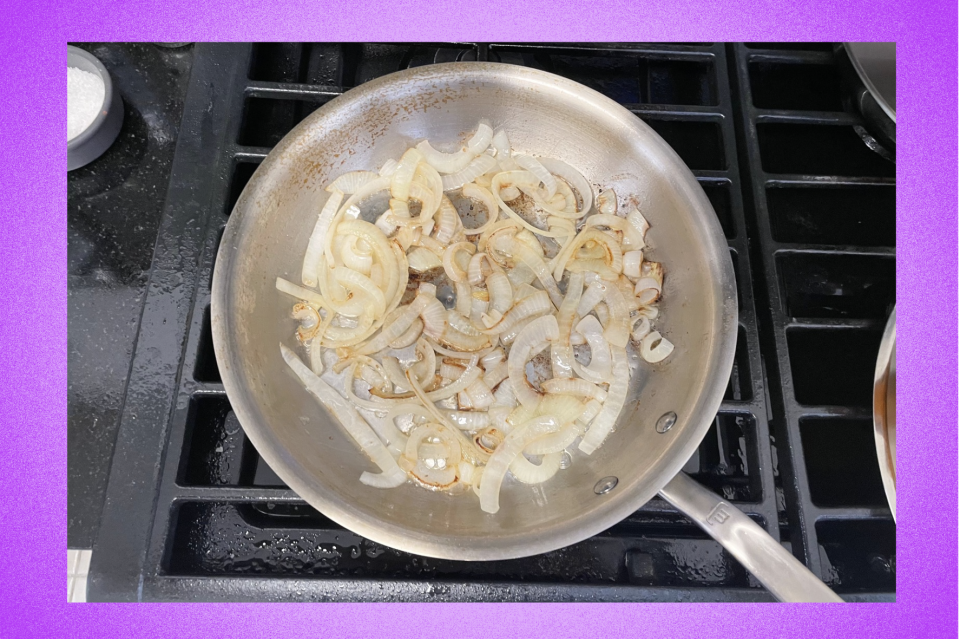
[212,62,840,602]
[836,42,896,154]
[873,306,896,520]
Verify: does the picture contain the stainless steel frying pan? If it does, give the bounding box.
[212,62,840,602]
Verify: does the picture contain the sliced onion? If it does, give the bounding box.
[328,171,379,194]
[480,347,505,367]
[443,410,491,431]
[640,331,675,363]
[401,424,461,489]
[536,394,585,424]
[341,236,374,275]
[573,315,612,383]
[537,158,593,217]
[434,195,461,244]
[551,228,623,282]
[441,154,498,191]
[551,270,583,378]
[408,247,443,272]
[390,147,423,201]
[293,303,321,342]
[405,368,489,465]
[631,316,652,342]
[427,361,481,401]
[490,172,572,239]
[601,281,630,348]
[482,362,509,389]
[493,382,517,408]
[491,234,564,309]
[565,259,620,281]
[420,296,448,340]
[276,277,326,306]
[380,356,410,393]
[378,158,399,177]
[447,309,482,337]
[302,189,344,287]
[281,344,406,487]
[635,276,662,305]
[578,347,629,454]
[417,122,492,174]
[389,316,424,350]
[459,182,499,235]
[465,378,495,409]
[479,415,560,513]
[570,402,601,430]
[334,267,386,317]
[454,280,472,317]
[524,422,582,455]
[323,176,391,268]
[491,129,519,170]
[624,206,649,250]
[577,280,605,318]
[414,162,443,222]
[479,289,551,335]
[594,301,610,328]
[507,314,559,408]
[467,251,499,286]
[623,250,644,279]
[509,451,562,484]
[437,322,491,352]
[486,272,514,315]
[353,292,430,356]
[440,359,467,381]
[540,377,608,402]
[467,120,494,154]
[637,304,659,320]
[442,241,476,283]
[507,403,538,429]
[514,155,557,199]
[309,321,328,375]
[597,188,617,215]
[340,364,396,413]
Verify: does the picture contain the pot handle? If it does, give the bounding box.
[659,472,842,602]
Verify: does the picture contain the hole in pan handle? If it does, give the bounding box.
[659,472,843,603]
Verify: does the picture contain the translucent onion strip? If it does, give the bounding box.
[537,158,593,217]
[276,277,326,306]
[281,344,406,487]
[328,171,379,194]
[479,415,560,513]
[302,189,344,287]
[507,315,559,408]
[640,331,675,363]
[441,154,498,191]
[579,347,629,455]
[514,155,558,199]
[459,183,499,235]
[509,451,562,484]
[417,122,493,174]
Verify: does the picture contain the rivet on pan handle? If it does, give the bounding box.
[659,472,843,603]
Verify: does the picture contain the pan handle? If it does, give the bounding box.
[659,473,842,602]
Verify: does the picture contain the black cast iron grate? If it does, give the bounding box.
[88,42,894,601]
[729,43,895,593]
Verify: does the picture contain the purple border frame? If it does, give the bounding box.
[45,0,956,634]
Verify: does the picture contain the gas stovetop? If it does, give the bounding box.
[87,43,895,602]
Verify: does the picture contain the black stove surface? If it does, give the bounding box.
[86,43,895,601]
[68,42,194,549]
